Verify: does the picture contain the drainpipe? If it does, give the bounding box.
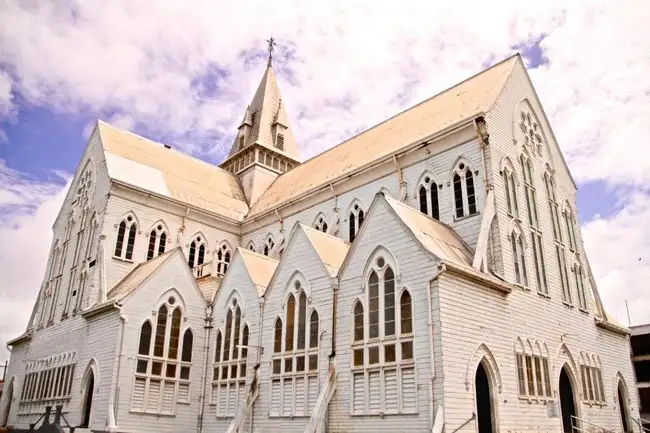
[427,264,447,430]
[178,207,190,244]
[107,313,126,431]
[197,307,213,433]
[330,277,339,358]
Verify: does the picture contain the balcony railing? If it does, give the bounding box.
[192,261,212,279]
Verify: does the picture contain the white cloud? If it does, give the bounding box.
[0,70,13,118]
[0,162,69,361]
[0,0,649,351]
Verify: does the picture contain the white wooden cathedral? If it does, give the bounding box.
[0,48,641,433]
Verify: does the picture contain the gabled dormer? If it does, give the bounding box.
[221,46,301,205]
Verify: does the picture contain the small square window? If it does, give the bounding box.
[385,344,396,363]
[309,355,318,371]
[136,360,148,374]
[401,341,413,360]
[353,349,364,367]
[296,356,305,372]
[368,347,379,365]
[272,359,281,375]
[284,358,293,373]
[166,363,176,378]
[180,366,190,380]
[152,361,163,376]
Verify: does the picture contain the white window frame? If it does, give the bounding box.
[573,264,588,311]
[146,223,168,261]
[216,243,232,276]
[579,356,606,405]
[416,173,440,220]
[348,201,365,243]
[509,228,529,287]
[263,235,275,257]
[18,351,77,415]
[114,213,138,261]
[514,340,552,401]
[313,213,329,233]
[187,234,208,270]
[502,166,519,218]
[451,161,478,219]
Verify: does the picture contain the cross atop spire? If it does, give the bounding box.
[266,36,277,66]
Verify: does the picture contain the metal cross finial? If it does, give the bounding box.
[266,36,277,66]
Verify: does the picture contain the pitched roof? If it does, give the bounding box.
[226,64,301,161]
[300,225,351,277]
[106,248,176,301]
[98,121,249,221]
[238,247,279,296]
[246,55,519,218]
[382,194,474,267]
[197,276,222,304]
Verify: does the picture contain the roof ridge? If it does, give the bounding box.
[98,120,232,176]
[237,246,279,262]
[300,223,351,244]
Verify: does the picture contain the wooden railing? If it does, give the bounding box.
[192,261,212,278]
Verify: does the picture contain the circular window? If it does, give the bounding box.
[157,225,162,230]
[424,176,430,183]
[459,163,465,170]
[294,281,301,290]
[222,244,227,250]
[377,257,385,268]
[354,204,359,210]
[197,236,202,241]
[127,216,133,222]
[232,298,237,306]
[168,296,176,305]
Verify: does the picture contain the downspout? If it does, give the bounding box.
[329,184,339,235]
[474,117,496,272]
[428,264,447,431]
[330,277,339,358]
[197,306,213,433]
[178,207,190,244]
[107,313,126,431]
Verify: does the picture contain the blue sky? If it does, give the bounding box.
[1,0,649,361]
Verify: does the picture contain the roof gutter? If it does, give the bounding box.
[440,260,512,295]
[244,116,479,226]
[595,319,630,336]
[81,301,121,319]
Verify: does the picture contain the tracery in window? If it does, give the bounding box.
[417,174,440,220]
[348,202,365,242]
[574,264,587,311]
[212,298,248,417]
[188,234,207,270]
[452,161,477,218]
[351,252,416,415]
[545,172,571,303]
[562,204,578,253]
[515,339,552,400]
[147,223,168,261]
[313,214,328,233]
[510,227,529,287]
[216,243,232,276]
[518,110,544,155]
[270,279,319,417]
[263,235,275,257]
[19,352,77,414]
[247,241,256,252]
[501,163,519,217]
[114,214,138,261]
[132,297,193,414]
[579,355,605,404]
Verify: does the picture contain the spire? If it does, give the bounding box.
[224,38,301,162]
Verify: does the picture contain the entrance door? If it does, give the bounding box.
[475,362,494,433]
[0,378,13,427]
[559,367,577,433]
[81,373,94,428]
[618,383,630,432]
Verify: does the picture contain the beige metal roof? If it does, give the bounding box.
[197,276,222,304]
[300,225,351,277]
[247,55,519,218]
[98,121,249,221]
[107,249,176,301]
[238,247,279,296]
[383,194,474,268]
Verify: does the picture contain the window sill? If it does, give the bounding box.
[129,410,176,417]
[514,283,530,291]
[453,211,480,223]
[519,395,553,404]
[112,256,134,263]
[536,291,551,300]
[268,414,310,419]
[578,308,589,314]
[350,410,418,417]
[562,301,574,309]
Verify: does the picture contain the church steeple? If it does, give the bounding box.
[221,38,301,205]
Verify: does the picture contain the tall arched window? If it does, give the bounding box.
[263,235,275,257]
[313,214,328,233]
[188,235,207,269]
[247,241,256,252]
[211,298,249,417]
[351,253,416,415]
[514,339,552,398]
[114,214,137,261]
[132,295,192,413]
[452,162,477,218]
[348,202,365,242]
[545,172,571,303]
[216,243,231,276]
[502,166,519,217]
[510,230,529,287]
[563,206,578,253]
[417,175,440,220]
[147,224,167,260]
[574,264,587,311]
[270,280,319,417]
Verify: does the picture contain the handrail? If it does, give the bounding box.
[225,366,260,433]
[450,413,475,433]
[192,261,212,278]
[571,415,616,433]
[304,365,337,433]
[633,417,650,432]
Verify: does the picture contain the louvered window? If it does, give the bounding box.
[132,296,193,414]
[580,362,605,403]
[211,298,249,417]
[270,281,319,417]
[351,255,417,415]
[19,352,77,415]
[276,133,285,151]
[515,342,552,399]
[114,214,137,261]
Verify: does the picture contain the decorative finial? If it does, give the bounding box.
[266,36,277,67]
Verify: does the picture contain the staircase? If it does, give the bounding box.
[571,415,650,433]
[303,365,337,433]
[225,366,260,433]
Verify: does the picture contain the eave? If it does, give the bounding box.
[440,261,513,295]
[81,301,121,319]
[595,318,630,336]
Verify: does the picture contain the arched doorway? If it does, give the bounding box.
[80,371,94,428]
[475,361,494,433]
[0,378,13,427]
[617,381,631,432]
[559,366,577,433]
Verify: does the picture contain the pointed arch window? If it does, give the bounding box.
[188,235,207,269]
[270,280,319,417]
[579,356,605,403]
[85,213,97,260]
[514,340,552,398]
[313,214,328,233]
[212,298,249,417]
[114,214,137,261]
[247,241,256,252]
[574,264,587,311]
[417,175,440,220]
[348,203,365,242]
[452,162,477,218]
[502,166,519,217]
[263,236,275,257]
[520,155,539,227]
[545,173,571,303]
[216,243,231,276]
[147,224,168,261]
[563,207,578,252]
[510,230,529,287]
[351,254,416,415]
[132,296,193,413]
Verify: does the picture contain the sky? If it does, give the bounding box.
[1,0,649,362]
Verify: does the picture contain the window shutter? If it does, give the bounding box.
[295,376,306,416]
[368,371,381,414]
[282,377,293,416]
[308,376,319,413]
[385,368,398,413]
[161,381,175,413]
[401,367,417,412]
[271,379,281,414]
[131,378,146,411]
[276,133,285,150]
[353,372,365,414]
[146,379,162,412]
